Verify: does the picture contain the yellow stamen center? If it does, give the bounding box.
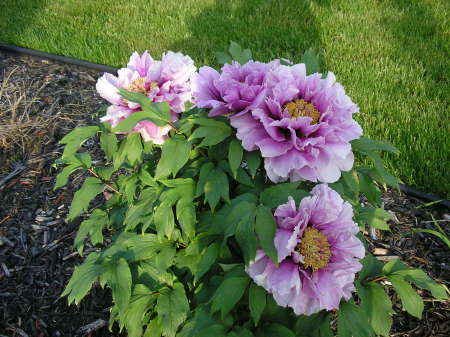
[284,99,320,124]
[127,77,158,94]
[296,227,331,271]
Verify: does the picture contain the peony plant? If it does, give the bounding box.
[55,42,447,337]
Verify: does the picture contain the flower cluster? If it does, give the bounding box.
[96,51,196,144]
[246,184,365,315]
[193,61,362,184]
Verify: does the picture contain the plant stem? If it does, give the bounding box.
[88,168,123,196]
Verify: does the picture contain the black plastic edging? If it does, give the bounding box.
[0,42,118,74]
[1,42,449,209]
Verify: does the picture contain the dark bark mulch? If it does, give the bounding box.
[0,53,448,337]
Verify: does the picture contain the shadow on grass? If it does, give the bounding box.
[168,0,322,67]
[383,0,448,97]
[0,0,48,47]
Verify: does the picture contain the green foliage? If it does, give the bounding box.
[156,283,190,337]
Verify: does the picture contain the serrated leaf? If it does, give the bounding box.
[154,202,175,240]
[54,164,80,190]
[67,177,105,221]
[235,208,258,265]
[156,282,189,337]
[358,253,383,280]
[357,282,394,337]
[96,166,115,180]
[60,125,99,158]
[358,171,381,206]
[337,301,374,337]
[260,182,308,207]
[203,167,230,211]
[255,205,278,264]
[155,137,192,178]
[212,276,249,319]
[105,258,132,313]
[393,269,448,299]
[100,132,118,161]
[124,133,143,166]
[124,285,155,337]
[249,283,266,326]
[301,48,320,75]
[228,139,243,178]
[388,275,424,318]
[62,252,103,305]
[357,207,391,230]
[74,209,108,255]
[294,311,332,337]
[245,151,261,178]
[195,242,220,282]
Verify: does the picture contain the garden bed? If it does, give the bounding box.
[0,53,448,337]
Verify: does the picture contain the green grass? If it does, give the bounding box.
[1,0,448,196]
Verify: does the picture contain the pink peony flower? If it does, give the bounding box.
[229,63,362,183]
[96,51,196,143]
[192,60,279,117]
[246,184,365,316]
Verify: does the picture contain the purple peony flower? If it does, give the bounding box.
[228,63,362,183]
[246,184,365,316]
[192,60,279,117]
[96,51,196,143]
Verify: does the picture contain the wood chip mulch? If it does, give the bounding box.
[0,53,448,337]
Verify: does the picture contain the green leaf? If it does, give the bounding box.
[54,164,80,190]
[156,282,189,337]
[60,125,99,158]
[211,276,249,319]
[62,252,103,305]
[382,258,408,275]
[249,283,266,326]
[301,48,320,75]
[358,171,381,206]
[123,285,155,337]
[228,139,243,178]
[125,133,143,166]
[388,275,424,318]
[245,151,261,178]
[356,207,391,230]
[189,119,231,147]
[341,170,359,194]
[215,51,233,65]
[144,319,163,337]
[357,282,394,337]
[393,269,448,299]
[195,242,220,282]
[74,209,108,255]
[263,323,295,337]
[235,207,258,265]
[352,137,400,154]
[67,177,105,221]
[100,132,118,161]
[154,202,175,240]
[96,166,115,180]
[124,187,159,231]
[294,312,332,337]
[358,253,383,281]
[202,166,230,211]
[260,182,308,207]
[155,137,192,178]
[105,258,132,313]
[228,41,252,65]
[255,205,278,264]
[337,301,374,337]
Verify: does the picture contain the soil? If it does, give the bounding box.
[0,53,448,337]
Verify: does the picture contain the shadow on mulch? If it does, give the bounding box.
[0,53,448,337]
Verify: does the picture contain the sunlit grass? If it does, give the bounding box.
[0,0,448,196]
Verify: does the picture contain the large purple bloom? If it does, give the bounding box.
[246,184,364,316]
[237,64,362,183]
[192,60,279,117]
[96,51,196,143]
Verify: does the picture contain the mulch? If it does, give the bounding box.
[0,53,448,337]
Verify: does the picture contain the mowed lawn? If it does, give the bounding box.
[1,0,448,196]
